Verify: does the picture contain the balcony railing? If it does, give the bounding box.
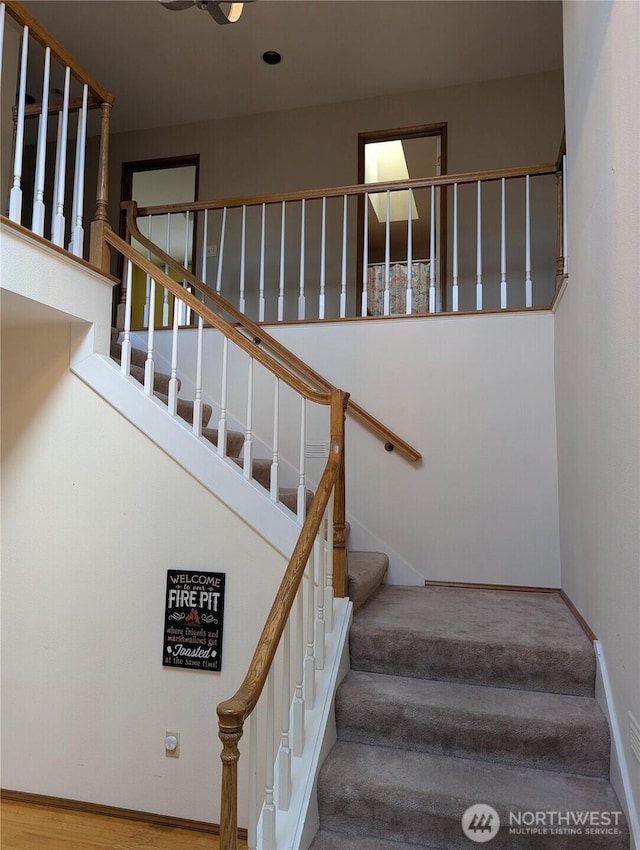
[1,0,113,268]
[130,155,567,326]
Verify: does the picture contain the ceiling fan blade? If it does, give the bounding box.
[159,1,195,10]
[207,2,245,25]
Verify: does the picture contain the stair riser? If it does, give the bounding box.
[349,629,596,696]
[336,685,610,777]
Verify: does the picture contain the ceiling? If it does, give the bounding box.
[20,0,563,136]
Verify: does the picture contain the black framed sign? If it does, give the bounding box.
[162,570,226,671]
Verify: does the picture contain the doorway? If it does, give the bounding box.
[118,154,200,328]
[357,123,447,313]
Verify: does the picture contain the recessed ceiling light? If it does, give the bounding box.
[262,51,281,65]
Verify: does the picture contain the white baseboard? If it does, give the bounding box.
[594,640,640,850]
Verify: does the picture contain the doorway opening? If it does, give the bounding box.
[118,154,199,328]
[357,123,447,313]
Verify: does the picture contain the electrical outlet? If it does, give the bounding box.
[206,244,217,258]
[165,730,180,758]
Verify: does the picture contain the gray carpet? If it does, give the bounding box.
[312,585,630,849]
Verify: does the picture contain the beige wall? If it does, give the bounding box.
[0,320,286,823]
[556,0,640,835]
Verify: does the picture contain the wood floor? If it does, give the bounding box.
[1,800,248,849]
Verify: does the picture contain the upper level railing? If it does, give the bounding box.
[131,156,567,326]
[1,0,113,266]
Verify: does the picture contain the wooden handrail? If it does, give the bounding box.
[136,162,559,218]
[217,387,348,850]
[103,229,333,407]
[4,1,115,105]
[125,203,422,462]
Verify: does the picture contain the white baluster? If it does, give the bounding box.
[144,274,156,397]
[200,208,208,284]
[69,84,88,257]
[9,25,29,223]
[31,47,50,236]
[298,198,306,319]
[292,586,305,757]
[297,397,306,523]
[243,357,254,479]
[525,175,532,307]
[51,66,70,246]
[262,670,276,850]
[563,155,568,275]
[168,300,180,416]
[270,379,280,502]
[500,177,507,309]
[143,216,152,328]
[384,190,391,316]
[162,214,171,327]
[278,620,292,811]
[406,189,413,314]
[303,550,316,709]
[476,180,483,310]
[315,531,326,671]
[278,201,286,321]
[192,315,204,436]
[248,711,258,850]
[319,197,326,319]
[452,183,459,312]
[340,194,347,318]
[429,186,437,313]
[217,337,228,457]
[120,260,133,376]
[216,207,227,294]
[239,204,247,314]
[361,192,369,317]
[259,203,266,321]
[181,212,190,325]
[324,490,334,634]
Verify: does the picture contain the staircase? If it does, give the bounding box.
[311,585,630,850]
[110,329,306,514]
[110,331,629,850]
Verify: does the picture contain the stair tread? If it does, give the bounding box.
[350,585,595,695]
[348,550,388,612]
[337,669,610,776]
[317,740,629,849]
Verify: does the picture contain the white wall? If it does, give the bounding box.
[0,320,287,823]
[556,0,640,833]
[270,313,560,588]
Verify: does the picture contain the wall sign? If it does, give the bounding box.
[163,570,225,671]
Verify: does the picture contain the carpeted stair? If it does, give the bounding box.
[108,331,390,603]
[312,585,630,849]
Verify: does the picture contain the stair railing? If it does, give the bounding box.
[103,226,349,849]
[1,1,113,268]
[217,396,346,850]
[131,157,567,323]
[124,201,422,463]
